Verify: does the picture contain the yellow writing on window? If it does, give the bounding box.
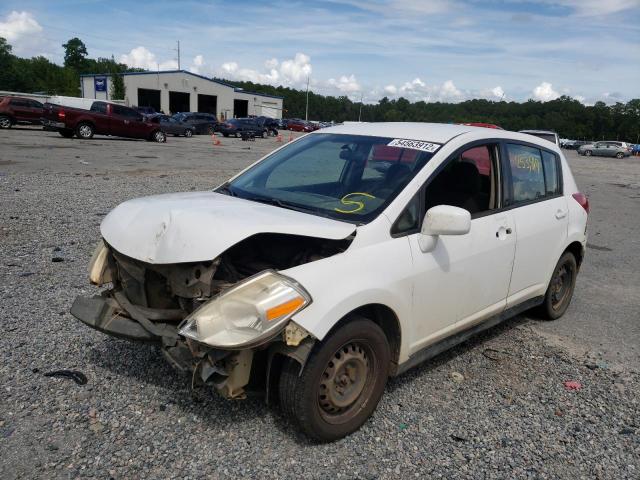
[514,154,541,173]
[334,192,376,214]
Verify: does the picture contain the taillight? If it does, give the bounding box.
[572,192,589,214]
[58,109,65,120]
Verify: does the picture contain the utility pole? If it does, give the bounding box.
[358,92,363,122]
[305,76,310,121]
[176,40,181,70]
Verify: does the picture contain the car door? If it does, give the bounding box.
[9,99,31,122]
[406,142,516,352]
[502,143,568,307]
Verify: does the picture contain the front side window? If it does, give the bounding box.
[424,144,499,216]
[506,144,546,203]
[225,133,437,223]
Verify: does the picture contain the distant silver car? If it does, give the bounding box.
[519,130,560,146]
[578,141,630,158]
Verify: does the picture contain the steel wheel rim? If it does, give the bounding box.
[317,340,376,424]
[551,262,574,310]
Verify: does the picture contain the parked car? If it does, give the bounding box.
[71,123,588,441]
[0,96,44,128]
[150,114,195,137]
[134,106,157,116]
[562,140,590,150]
[632,144,640,156]
[41,101,166,142]
[287,119,315,132]
[519,129,560,146]
[578,141,631,158]
[255,116,279,135]
[218,118,267,137]
[171,112,218,135]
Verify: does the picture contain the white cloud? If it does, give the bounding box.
[384,85,398,95]
[0,11,42,42]
[218,52,311,87]
[490,86,505,99]
[189,55,204,74]
[532,82,560,102]
[552,0,638,16]
[120,46,178,71]
[328,74,361,93]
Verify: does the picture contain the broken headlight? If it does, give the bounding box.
[178,270,311,349]
[88,240,112,286]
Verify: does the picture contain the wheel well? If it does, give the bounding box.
[335,304,402,372]
[76,120,95,129]
[565,241,584,270]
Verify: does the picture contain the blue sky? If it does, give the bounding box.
[1,0,639,104]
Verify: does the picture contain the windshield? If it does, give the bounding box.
[223,133,438,223]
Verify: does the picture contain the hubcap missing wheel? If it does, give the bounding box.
[319,343,369,415]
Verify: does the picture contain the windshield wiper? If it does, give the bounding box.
[243,195,319,214]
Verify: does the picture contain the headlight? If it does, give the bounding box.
[178,270,311,349]
[88,240,112,285]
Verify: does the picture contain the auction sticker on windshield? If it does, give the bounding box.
[387,138,441,153]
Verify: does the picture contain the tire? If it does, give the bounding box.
[0,115,12,128]
[260,130,266,138]
[185,129,193,138]
[58,129,74,138]
[152,130,166,143]
[76,122,94,139]
[537,252,578,320]
[279,317,390,442]
[584,150,592,156]
[223,133,229,138]
[616,152,624,159]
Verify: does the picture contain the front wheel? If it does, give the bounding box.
[184,129,193,137]
[538,252,578,320]
[584,150,592,156]
[616,152,624,159]
[0,115,12,129]
[279,317,390,442]
[152,130,166,143]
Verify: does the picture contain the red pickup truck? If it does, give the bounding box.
[42,101,167,142]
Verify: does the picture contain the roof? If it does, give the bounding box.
[316,122,563,152]
[79,70,284,100]
[318,122,475,144]
[519,129,557,135]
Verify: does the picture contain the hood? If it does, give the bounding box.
[101,191,356,264]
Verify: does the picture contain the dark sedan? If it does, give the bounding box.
[152,114,195,137]
[218,118,266,138]
[172,112,218,134]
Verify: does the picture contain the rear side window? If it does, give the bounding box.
[91,102,108,114]
[506,143,561,204]
[10,99,29,107]
[541,151,561,195]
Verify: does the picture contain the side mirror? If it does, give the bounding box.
[418,205,471,253]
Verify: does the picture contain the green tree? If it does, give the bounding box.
[62,37,88,71]
[110,73,125,100]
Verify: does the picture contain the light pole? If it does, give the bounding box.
[358,92,363,122]
[305,76,310,121]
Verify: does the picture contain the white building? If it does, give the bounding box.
[80,70,283,119]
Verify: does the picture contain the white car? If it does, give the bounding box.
[72,123,589,441]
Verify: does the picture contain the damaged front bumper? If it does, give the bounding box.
[71,290,314,399]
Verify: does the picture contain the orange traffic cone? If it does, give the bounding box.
[276,133,283,143]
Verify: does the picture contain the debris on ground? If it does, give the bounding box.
[563,380,582,391]
[43,370,88,385]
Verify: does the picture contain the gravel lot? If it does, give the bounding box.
[1,128,638,479]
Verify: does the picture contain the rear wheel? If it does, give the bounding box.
[0,115,13,129]
[616,152,624,159]
[538,252,577,320]
[584,150,592,156]
[279,317,390,442]
[184,129,193,138]
[58,129,74,138]
[76,122,94,139]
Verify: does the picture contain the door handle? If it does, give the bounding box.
[495,227,513,238]
[555,210,567,219]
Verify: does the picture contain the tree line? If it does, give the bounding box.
[1,36,638,142]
